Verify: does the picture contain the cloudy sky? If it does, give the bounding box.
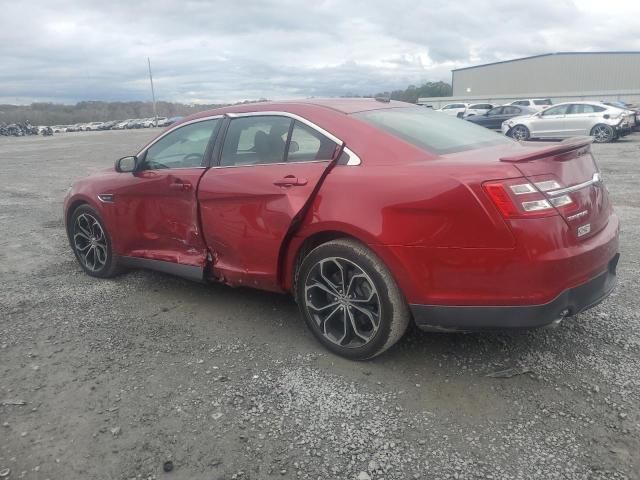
[1,0,639,104]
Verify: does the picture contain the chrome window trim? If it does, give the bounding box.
[226,111,361,166]
[135,115,224,158]
[342,147,361,166]
[547,173,602,197]
[209,159,331,170]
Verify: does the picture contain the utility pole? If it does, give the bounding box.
[147,57,158,126]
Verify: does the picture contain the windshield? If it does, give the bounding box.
[354,107,513,154]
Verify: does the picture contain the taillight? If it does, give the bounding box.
[483,176,574,218]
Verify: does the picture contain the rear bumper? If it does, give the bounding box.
[411,253,619,331]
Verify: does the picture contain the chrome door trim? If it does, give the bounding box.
[547,173,602,197]
[135,115,224,158]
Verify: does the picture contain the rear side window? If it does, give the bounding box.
[534,99,552,106]
[220,116,292,166]
[471,104,493,110]
[569,104,606,114]
[512,101,529,106]
[354,107,512,155]
[288,121,338,162]
[502,106,520,115]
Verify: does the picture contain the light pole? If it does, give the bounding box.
[147,57,158,126]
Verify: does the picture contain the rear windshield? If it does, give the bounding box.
[533,99,552,105]
[354,107,512,154]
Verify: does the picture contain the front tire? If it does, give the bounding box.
[295,239,410,360]
[510,124,530,141]
[591,124,614,143]
[68,205,121,278]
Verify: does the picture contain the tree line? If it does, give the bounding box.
[0,81,452,125]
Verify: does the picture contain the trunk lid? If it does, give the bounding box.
[500,137,610,239]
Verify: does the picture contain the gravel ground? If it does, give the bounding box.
[0,129,639,480]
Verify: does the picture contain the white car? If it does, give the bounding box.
[508,99,553,112]
[437,103,470,117]
[85,122,104,131]
[462,103,495,118]
[501,101,633,143]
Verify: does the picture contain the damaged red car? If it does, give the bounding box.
[64,99,619,359]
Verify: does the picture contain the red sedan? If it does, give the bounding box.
[64,99,619,359]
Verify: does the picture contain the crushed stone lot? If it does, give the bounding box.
[0,129,639,480]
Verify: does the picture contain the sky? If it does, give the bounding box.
[1,0,639,105]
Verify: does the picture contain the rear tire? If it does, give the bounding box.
[591,124,614,143]
[68,205,121,278]
[295,239,410,360]
[510,124,530,141]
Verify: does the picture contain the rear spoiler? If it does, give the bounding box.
[500,136,593,163]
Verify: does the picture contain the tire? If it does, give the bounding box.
[68,205,121,278]
[591,124,615,143]
[510,124,530,141]
[295,238,410,360]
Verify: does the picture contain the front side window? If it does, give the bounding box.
[513,101,528,106]
[143,119,219,170]
[288,121,338,162]
[534,99,552,106]
[220,116,292,166]
[502,106,520,115]
[354,107,512,155]
[542,105,569,116]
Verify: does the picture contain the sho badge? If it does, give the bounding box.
[577,224,591,237]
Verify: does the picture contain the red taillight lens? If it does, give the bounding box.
[483,183,519,217]
[483,176,574,219]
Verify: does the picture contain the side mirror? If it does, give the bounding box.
[289,141,299,153]
[115,155,138,173]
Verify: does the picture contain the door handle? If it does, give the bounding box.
[169,180,193,191]
[273,175,308,187]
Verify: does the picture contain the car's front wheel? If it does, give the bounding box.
[591,124,615,143]
[69,205,121,278]
[510,124,530,141]
[295,239,410,360]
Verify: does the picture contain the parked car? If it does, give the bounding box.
[462,103,494,118]
[51,125,69,133]
[508,99,553,111]
[155,117,169,127]
[112,120,131,130]
[437,103,470,117]
[99,121,117,130]
[126,119,142,129]
[64,99,619,359]
[466,105,537,130]
[139,118,157,128]
[502,101,633,143]
[85,122,104,131]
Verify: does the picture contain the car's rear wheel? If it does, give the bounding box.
[510,124,530,141]
[295,239,410,360]
[69,205,121,278]
[591,124,614,143]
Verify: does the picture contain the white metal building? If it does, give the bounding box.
[419,52,640,108]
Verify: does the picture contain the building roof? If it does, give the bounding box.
[452,51,640,72]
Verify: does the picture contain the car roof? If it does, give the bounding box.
[182,98,413,122]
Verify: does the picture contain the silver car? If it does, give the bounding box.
[502,101,633,143]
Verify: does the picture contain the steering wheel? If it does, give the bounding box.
[182,153,203,167]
